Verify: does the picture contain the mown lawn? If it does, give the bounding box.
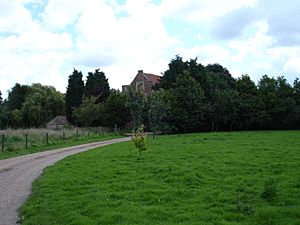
[20,131,300,225]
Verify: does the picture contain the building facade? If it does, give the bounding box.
[122,70,161,95]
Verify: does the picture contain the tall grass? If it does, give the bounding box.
[0,127,121,159]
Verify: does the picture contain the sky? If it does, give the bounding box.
[1,0,300,99]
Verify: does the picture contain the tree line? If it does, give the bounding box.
[0,55,299,132]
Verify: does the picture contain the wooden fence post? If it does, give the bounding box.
[46,132,49,144]
[25,133,28,149]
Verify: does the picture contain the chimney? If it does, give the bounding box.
[138,70,143,74]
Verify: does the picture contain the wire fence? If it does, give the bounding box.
[0,127,119,152]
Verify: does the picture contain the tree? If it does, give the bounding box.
[65,69,84,124]
[22,84,65,127]
[0,101,9,129]
[7,83,30,110]
[236,75,258,130]
[206,63,236,90]
[73,96,103,127]
[85,69,110,102]
[274,76,295,128]
[160,56,209,92]
[128,88,145,131]
[256,75,281,129]
[293,78,300,128]
[169,73,205,132]
[148,89,172,138]
[0,90,2,104]
[159,55,188,90]
[222,90,240,131]
[103,91,130,128]
[9,109,23,128]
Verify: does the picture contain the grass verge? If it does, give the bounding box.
[0,133,124,160]
[20,131,300,225]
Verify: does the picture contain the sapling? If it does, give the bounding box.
[132,126,147,172]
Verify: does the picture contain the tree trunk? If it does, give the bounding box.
[136,151,142,173]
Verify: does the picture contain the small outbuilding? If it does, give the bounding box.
[47,116,68,129]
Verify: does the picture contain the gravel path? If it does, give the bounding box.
[0,137,130,225]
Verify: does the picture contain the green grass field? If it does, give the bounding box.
[20,131,300,225]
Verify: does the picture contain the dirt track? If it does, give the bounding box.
[0,137,130,225]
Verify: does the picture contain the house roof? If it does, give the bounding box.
[143,73,161,85]
[47,116,68,125]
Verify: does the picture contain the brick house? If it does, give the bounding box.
[122,70,161,95]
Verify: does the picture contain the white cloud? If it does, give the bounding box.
[159,0,259,22]
[0,0,74,98]
[283,57,300,74]
[41,0,82,29]
[69,0,176,88]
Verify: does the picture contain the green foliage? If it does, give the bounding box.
[103,91,130,128]
[65,69,84,124]
[85,69,110,102]
[9,109,23,127]
[132,126,147,152]
[7,83,30,110]
[20,131,300,225]
[128,88,145,130]
[21,84,65,127]
[0,102,9,129]
[169,72,205,132]
[148,89,172,137]
[132,126,147,172]
[73,96,104,127]
[157,56,300,131]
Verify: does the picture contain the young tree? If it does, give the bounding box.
[132,125,147,172]
[65,69,84,124]
[85,69,110,102]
